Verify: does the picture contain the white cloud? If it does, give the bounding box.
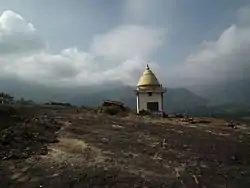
[0,10,164,87]
[90,25,165,60]
[0,48,149,87]
[0,10,45,54]
[0,10,35,33]
[166,6,250,87]
[2,5,250,89]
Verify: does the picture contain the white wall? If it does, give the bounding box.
[137,92,163,113]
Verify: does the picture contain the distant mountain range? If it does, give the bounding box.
[0,78,249,120]
[70,86,208,113]
[189,80,250,107]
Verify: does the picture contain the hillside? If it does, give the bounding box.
[1,105,250,187]
[189,80,250,106]
[0,79,208,113]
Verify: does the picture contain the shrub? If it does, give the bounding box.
[138,109,149,116]
[101,105,123,116]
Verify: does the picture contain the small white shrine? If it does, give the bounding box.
[135,64,166,114]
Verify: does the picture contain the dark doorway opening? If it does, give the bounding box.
[148,92,152,96]
[147,102,159,112]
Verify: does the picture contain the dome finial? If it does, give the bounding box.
[146,64,150,70]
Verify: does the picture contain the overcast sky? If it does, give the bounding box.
[0,0,249,87]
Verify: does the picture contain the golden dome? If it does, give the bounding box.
[137,64,160,87]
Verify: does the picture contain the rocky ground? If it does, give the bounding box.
[1,105,250,188]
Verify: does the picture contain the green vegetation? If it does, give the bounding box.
[44,101,72,107]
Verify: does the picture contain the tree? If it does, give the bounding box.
[0,92,14,104]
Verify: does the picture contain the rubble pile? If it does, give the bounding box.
[180,117,196,124]
[0,112,62,160]
[226,120,240,129]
